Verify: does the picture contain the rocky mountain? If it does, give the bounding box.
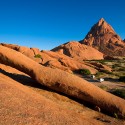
[52,41,104,60]
[80,18,125,56]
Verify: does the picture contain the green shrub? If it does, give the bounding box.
[101,70,113,75]
[96,60,106,64]
[99,85,108,91]
[89,60,106,64]
[112,64,120,69]
[34,54,42,58]
[79,69,91,75]
[111,89,125,99]
[114,113,118,119]
[119,76,125,82]
[118,68,125,71]
[95,72,103,77]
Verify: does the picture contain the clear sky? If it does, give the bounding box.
[0,0,125,50]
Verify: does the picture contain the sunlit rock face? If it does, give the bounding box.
[80,18,125,56]
[52,41,104,60]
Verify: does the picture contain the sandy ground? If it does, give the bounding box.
[80,75,125,90]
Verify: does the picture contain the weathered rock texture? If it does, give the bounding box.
[0,43,40,58]
[80,18,125,56]
[52,41,104,60]
[41,50,97,73]
[0,63,124,125]
[1,43,113,75]
[0,43,98,74]
[0,70,103,125]
[0,45,125,118]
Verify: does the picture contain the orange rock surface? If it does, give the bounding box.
[80,18,125,56]
[0,45,125,118]
[52,41,104,60]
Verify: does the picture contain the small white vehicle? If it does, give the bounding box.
[99,78,104,82]
[92,75,95,79]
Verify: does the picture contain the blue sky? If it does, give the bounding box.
[0,0,125,50]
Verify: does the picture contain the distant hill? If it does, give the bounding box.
[80,18,125,56]
[51,41,104,60]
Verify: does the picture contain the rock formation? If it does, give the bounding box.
[0,43,40,58]
[0,45,125,118]
[41,50,97,73]
[1,43,113,74]
[0,43,98,74]
[0,69,103,125]
[52,41,104,60]
[80,18,125,56]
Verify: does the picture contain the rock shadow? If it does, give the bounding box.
[0,68,93,108]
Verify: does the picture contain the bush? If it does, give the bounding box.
[101,70,113,75]
[111,89,125,99]
[79,69,91,75]
[118,68,125,71]
[96,60,106,64]
[34,54,42,58]
[112,64,120,69]
[119,76,125,82]
[99,85,108,91]
[95,72,103,77]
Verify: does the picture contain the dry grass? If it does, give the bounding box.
[85,58,125,79]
